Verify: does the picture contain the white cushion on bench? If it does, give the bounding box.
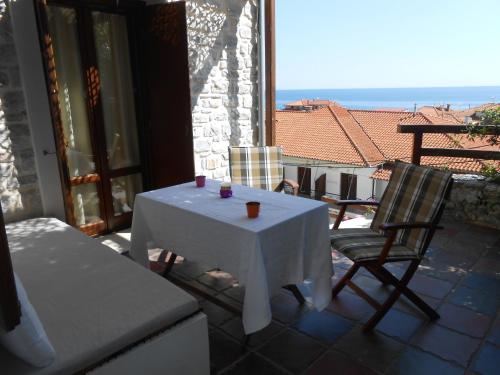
[0,218,199,374]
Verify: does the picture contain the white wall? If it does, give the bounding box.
[375,179,389,200]
[284,160,382,200]
[10,0,66,220]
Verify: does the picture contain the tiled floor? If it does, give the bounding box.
[101,217,500,374]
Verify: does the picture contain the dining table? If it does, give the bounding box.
[130,179,333,334]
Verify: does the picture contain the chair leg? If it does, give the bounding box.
[332,264,360,298]
[283,285,306,305]
[362,260,439,331]
[373,263,439,320]
[363,287,403,331]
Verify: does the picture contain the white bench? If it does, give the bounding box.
[0,218,209,374]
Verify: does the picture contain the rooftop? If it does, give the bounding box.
[275,103,499,174]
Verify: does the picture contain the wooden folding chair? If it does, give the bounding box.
[330,162,453,331]
[228,146,299,195]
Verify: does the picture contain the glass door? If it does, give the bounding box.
[39,2,143,235]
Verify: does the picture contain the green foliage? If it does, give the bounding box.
[481,163,500,183]
[466,108,500,146]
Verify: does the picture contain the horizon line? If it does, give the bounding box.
[277,85,500,91]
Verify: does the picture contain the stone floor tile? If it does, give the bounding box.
[198,270,238,292]
[270,291,311,324]
[258,330,326,374]
[304,350,377,375]
[351,274,394,302]
[462,270,500,298]
[209,330,247,374]
[408,273,454,299]
[471,259,500,279]
[449,285,499,316]
[418,250,471,282]
[387,347,464,375]
[222,353,289,375]
[201,300,234,327]
[375,309,424,342]
[410,324,481,367]
[332,250,354,270]
[472,343,500,375]
[292,310,354,344]
[438,303,492,338]
[173,259,213,279]
[334,327,405,373]
[486,318,500,346]
[385,262,409,279]
[220,318,284,348]
[327,292,374,321]
[222,285,246,303]
[394,293,441,318]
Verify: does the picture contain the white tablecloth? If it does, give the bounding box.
[130,180,333,334]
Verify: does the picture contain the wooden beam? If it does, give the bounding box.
[421,148,500,160]
[264,0,276,146]
[0,208,21,331]
[412,132,423,165]
[398,124,499,134]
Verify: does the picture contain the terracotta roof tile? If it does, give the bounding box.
[276,105,499,174]
[328,105,385,165]
[275,107,366,165]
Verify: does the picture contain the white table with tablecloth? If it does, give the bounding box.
[130,179,333,334]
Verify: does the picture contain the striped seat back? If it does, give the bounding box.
[228,146,284,191]
[371,162,453,256]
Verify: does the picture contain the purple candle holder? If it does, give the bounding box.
[220,189,232,198]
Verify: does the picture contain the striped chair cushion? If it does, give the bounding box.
[330,228,418,262]
[371,162,452,256]
[228,146,284,191]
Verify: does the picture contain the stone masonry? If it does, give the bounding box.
[179,0,259,179]
[445,176,500,230]
[0,3,42,223]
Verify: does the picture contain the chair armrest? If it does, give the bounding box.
[322,197,380,207]
[329,199,379,230]
[275,179,299,196]
[379,222,443,231]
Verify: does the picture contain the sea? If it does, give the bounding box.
[276,86,500,111]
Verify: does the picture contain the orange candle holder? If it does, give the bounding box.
[246,201,260,218]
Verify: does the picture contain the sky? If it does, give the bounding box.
[276,0,500,90]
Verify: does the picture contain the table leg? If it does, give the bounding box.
[161,252,178,278]
[283,284,306,305]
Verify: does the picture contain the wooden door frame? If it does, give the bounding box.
[34,0,145,235]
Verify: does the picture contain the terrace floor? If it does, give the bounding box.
[102,217,500,375]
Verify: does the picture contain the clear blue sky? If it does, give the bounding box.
[276,0,500,90]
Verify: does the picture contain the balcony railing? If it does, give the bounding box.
[397,124,500,165]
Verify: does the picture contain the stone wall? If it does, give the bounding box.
[445,176,500,229]
[180,0,259,179]
[0,3,42,222]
